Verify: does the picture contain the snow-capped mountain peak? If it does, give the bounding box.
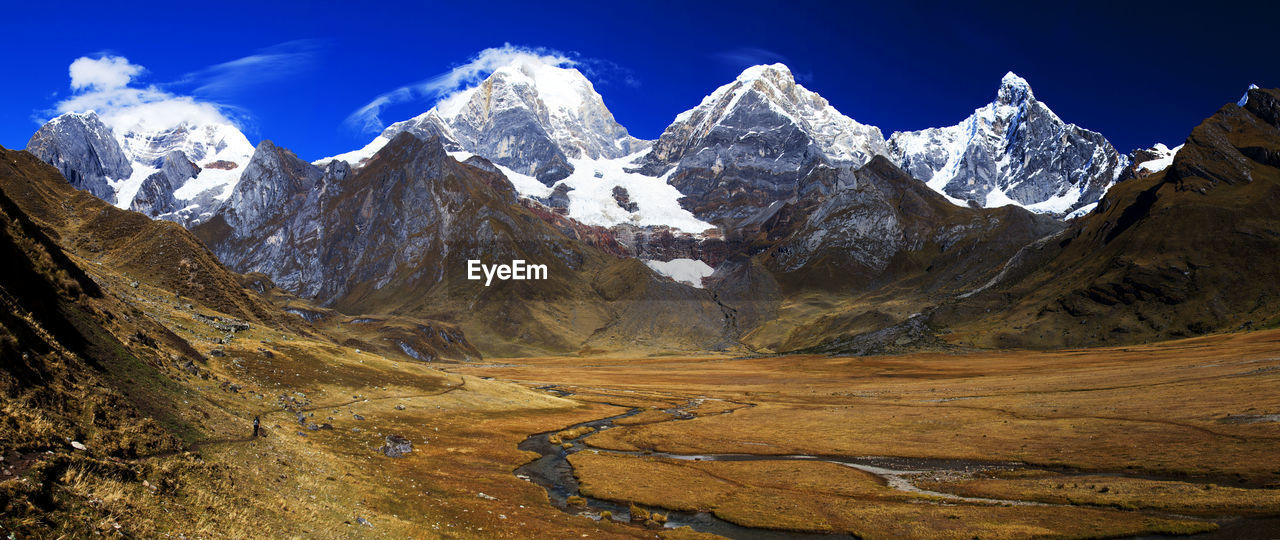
[1131,142,1183,175]
[25,111,132,202]
[436,61,592,120]
[323,59,647,185]
[1239,83,1261,106]
[27,110,254,224]
[634,63,889,223]
[889,72,1123,215]
[666,63,885,164]
[734,62,792,83]
[997,71,1034,104]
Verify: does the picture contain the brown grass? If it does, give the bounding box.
[451,329,1280,537]
[916,471,1280,515]
[569,450,1211,538]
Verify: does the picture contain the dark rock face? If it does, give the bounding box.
[934,87,1280,348]
[761,157,1066,291]
[545,184,572,212]
[195,132,736,356]
[131,151,201,216]
[26,112,131,202]
[889,73,1125,215]
[611,186,638,212]
[635,64,886,225]
[447,96,574,185]
[221,140,323,237]
[201,131,561,305]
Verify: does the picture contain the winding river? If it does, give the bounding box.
[514,398,1280,538]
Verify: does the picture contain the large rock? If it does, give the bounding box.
[220,140,323,236]
[380,435,412,457]
[761,157,1065,292]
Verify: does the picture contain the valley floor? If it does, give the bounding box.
[9,264,1280,538]
[448,330,1280,539]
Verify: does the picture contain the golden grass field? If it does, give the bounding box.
[13,255,1280,538]
[450,329,1280,538]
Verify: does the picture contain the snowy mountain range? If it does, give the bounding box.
[28,61,1187,285]
[27,110,253,224]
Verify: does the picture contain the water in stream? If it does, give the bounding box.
[515,404,1280,538]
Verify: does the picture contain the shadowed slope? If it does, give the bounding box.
[937,87,1280,347]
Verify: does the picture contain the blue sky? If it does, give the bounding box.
[2,0,1276,160]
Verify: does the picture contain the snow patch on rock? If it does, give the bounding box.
[644,258,715,288]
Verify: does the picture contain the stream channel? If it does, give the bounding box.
[514,399,1280,539]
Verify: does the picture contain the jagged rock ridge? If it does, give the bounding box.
[26,111,254,224]
[888,72,1125,215]
[636,64,889,224]
[320,61,648,185]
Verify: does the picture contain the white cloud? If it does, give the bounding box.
[712,47,789,68]
[52,54,244,136]
[345,43,576,134]
[175,39,320,97]
[69,56,143,90]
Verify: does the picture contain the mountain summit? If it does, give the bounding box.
[635,63,889,224]
[26,111,254,224]
[888,72,1125,215]
[321,61,648,184]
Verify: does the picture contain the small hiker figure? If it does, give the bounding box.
[253,415,260,437]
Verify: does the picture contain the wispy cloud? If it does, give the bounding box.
[174,39,321,97]
[712,47,811,82]
[345,44,573,134]
[345,43,638,134]
[45,42,319,137]
[713,47,789,68]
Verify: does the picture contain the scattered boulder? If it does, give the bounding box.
[612,186,639,212]
[380,435,412,458]
[70,441,86,451]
